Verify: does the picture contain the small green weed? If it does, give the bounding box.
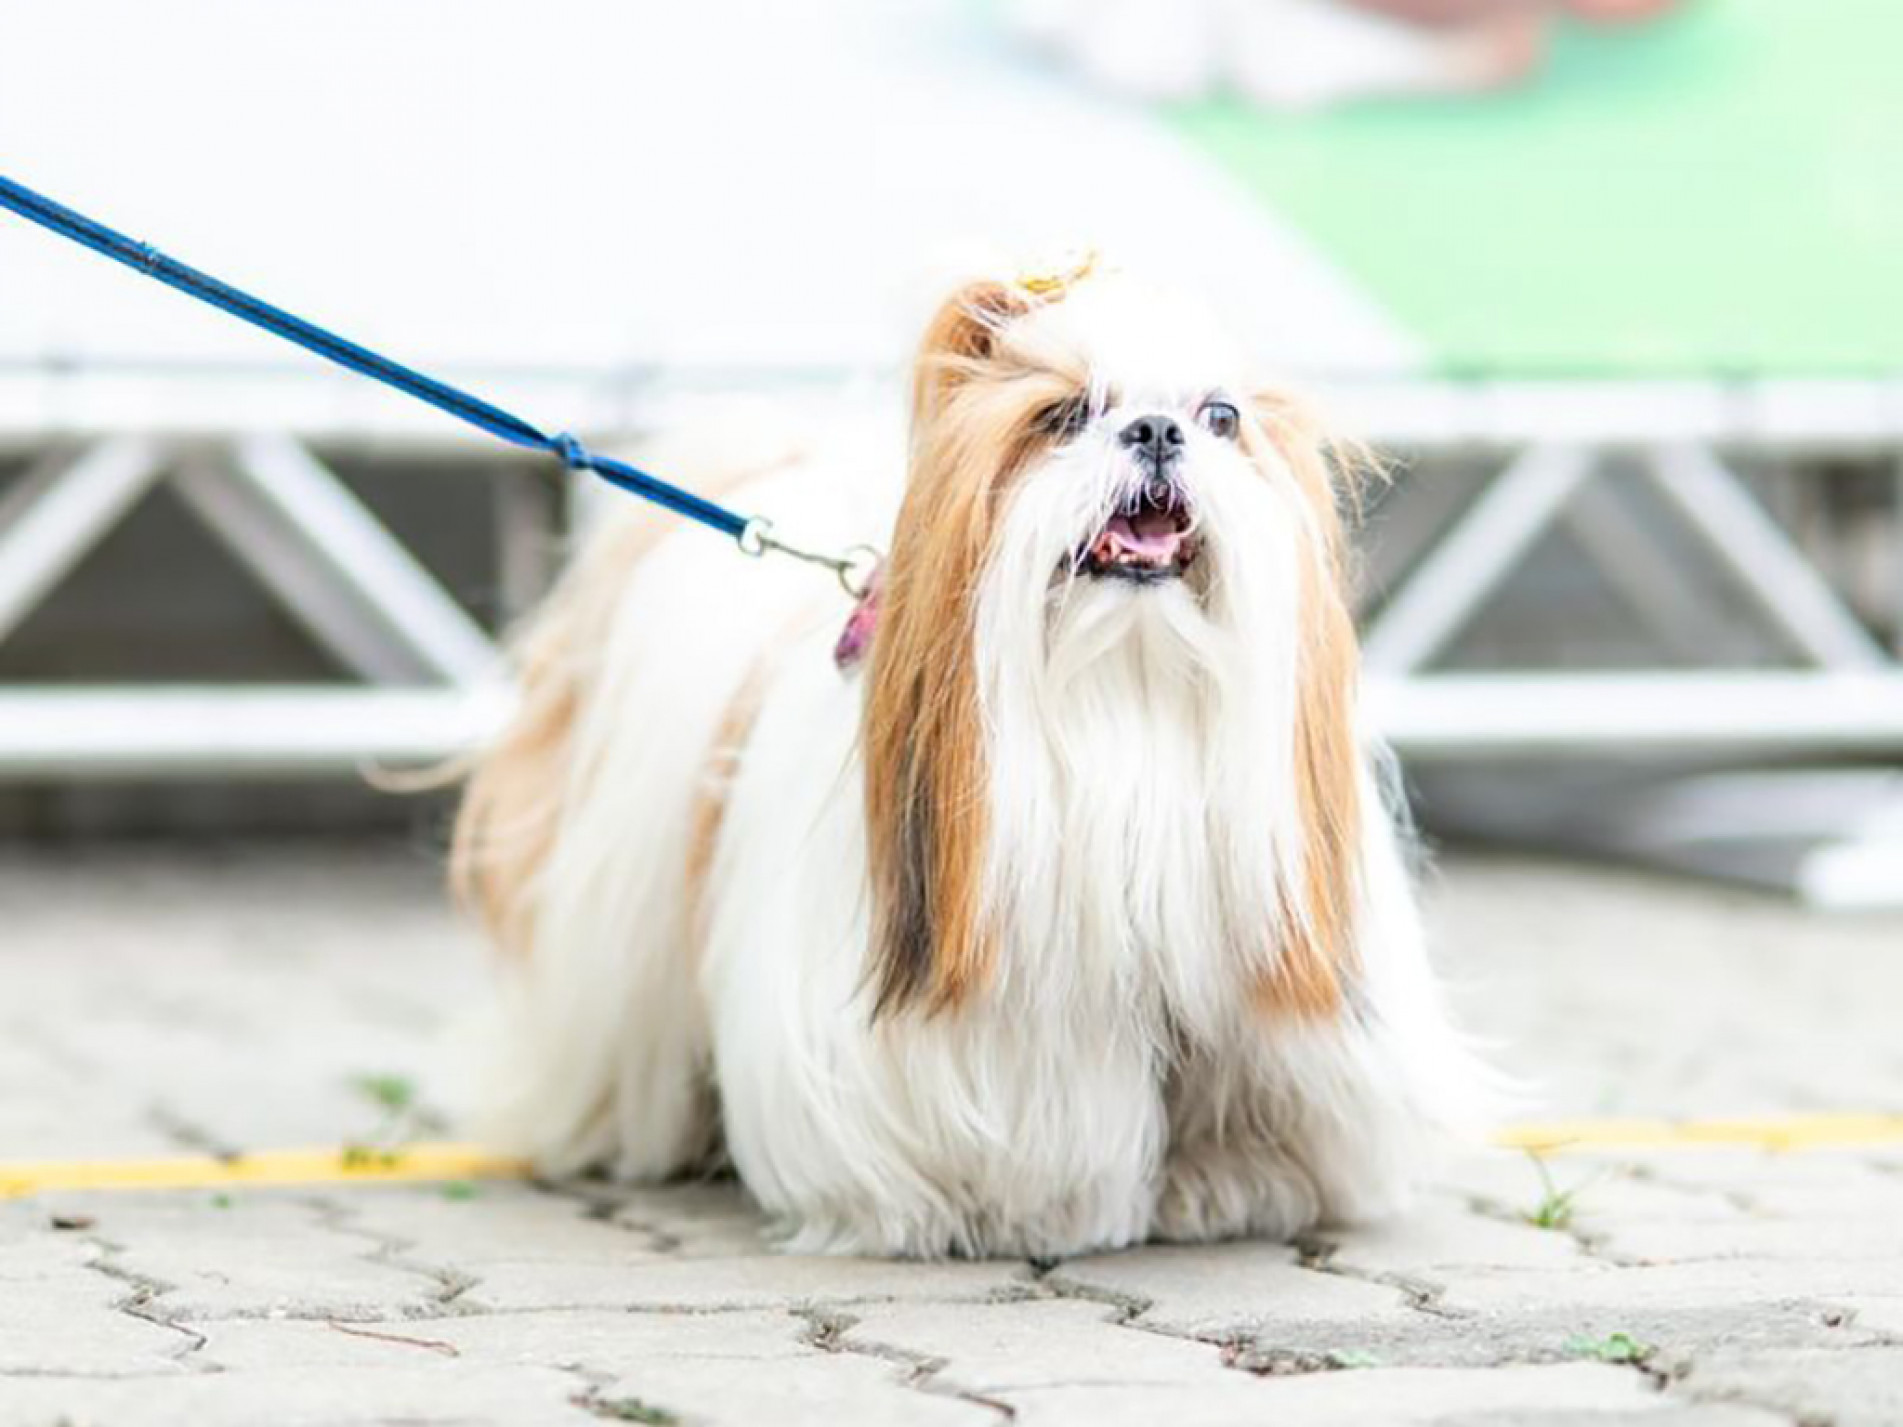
[1565,1330,1651,1364]
[350,1073,417,1114]
[339,1143,404,1171]
[1326,1348,1382,1369]
[1523,1152,1592,1231]
[577,1396,680,1425]
[340,1071,442,1170]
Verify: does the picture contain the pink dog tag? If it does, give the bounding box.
[833,565,884,671]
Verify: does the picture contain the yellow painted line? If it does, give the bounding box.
[0,1143,530,1199]
[1496,1113,1903,1154]
[3,1116,1901,1198]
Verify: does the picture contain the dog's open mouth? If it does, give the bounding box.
[1078,482,1199,582]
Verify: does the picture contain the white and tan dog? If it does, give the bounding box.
[452,264,1488,1258]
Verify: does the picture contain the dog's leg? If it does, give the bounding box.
[1153,1048,1323,1244]
[464,506,811,1181]
[1283,796,1496,1228]
[720,1001,1168,1259]
[1155,799,1492,1243]
[1154,1028,1433,1245]
[482,869,718,1181]
[700,646,1170,1258]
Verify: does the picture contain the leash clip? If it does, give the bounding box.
[738,518,881,599]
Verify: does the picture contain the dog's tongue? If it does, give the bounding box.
[1103,508,1185,562]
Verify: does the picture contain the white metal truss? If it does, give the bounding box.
[1361,443,1598,674]
[0,439,168,644]
[1642,443,1888,669]
[172,435,496,686]
[1365,670,1903,755]
[1360,433,1903,907]
[1,376,1899,905]
[0,434,503,779]
[1362,441,1903,719]
[0,686,509,778]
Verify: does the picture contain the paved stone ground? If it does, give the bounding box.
[2,846,1901,1427]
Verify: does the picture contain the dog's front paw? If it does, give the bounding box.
[1151,1143,1322,1244]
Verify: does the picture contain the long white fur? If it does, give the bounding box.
[469,274,1491,1258]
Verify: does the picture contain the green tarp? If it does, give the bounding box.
[1177,0,1903,376]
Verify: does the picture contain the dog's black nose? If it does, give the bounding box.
[1119,414,1185,466]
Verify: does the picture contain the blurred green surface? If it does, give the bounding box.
[1176,1,1903,375]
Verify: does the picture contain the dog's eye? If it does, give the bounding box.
[1037,396,1092,439]
[1198,400,1241,440]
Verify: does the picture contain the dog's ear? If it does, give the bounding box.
[860,279,1042,1020]
[1249,389,1380,528]
[861,637,990,1021]
[1248,389,1372,1020]
[909,278,1033,431]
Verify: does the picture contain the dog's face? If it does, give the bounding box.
[880,271,1348,667]
[973,275,1266,597]
[864,269,1364,1019]
[960,275,1327,676]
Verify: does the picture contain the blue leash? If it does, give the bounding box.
[0,173,875,592]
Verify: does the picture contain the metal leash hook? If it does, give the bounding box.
[738,518,882,598]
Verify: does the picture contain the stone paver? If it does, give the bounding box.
[1,846,1900,1426]
[1671,1346,1903,1427]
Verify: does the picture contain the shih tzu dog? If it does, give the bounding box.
[452,261,1488,1258]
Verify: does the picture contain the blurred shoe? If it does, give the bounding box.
[1231,0,1544,110]
[1010,0,1222,101]
[1563,0,1683,24]
[1002,0,1550,111]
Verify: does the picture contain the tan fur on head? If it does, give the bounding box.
[862,277,1088,1017]
[1249,392,1374,1020]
